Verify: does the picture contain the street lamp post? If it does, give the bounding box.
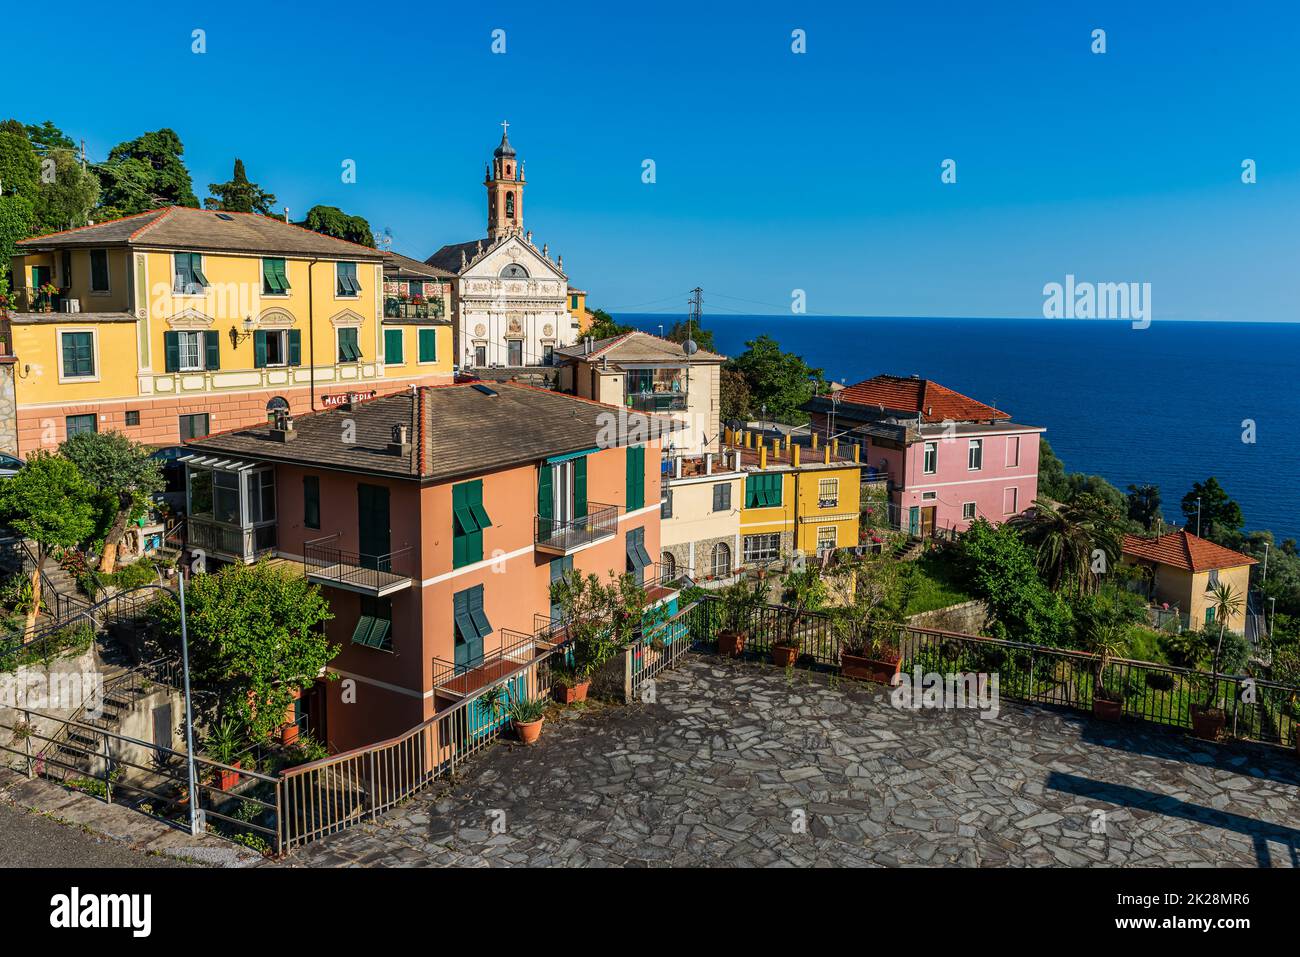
[1195,498,1202,537]
[178,568,201,836]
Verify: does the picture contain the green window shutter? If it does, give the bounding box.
[537,464,554,538]
[468,584,492,639]
[384,328,403,364]
[339,328,359,362]
[274,258,290,292]
[303,475,320,529]
[262,259,277,294]
[625,446,645,511]
[90,250,108,291]
[573,456,587,519]
[203,330,220,370]
[418,327,437,363]
[452,482,485,568]
[61,334,76,376]
[191,255,209,287]
[253,330,267,368]
[163,332,180,373]
[287,329,302,366]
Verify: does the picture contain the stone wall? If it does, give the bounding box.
[0,358,17,456]
[906,599,990,636]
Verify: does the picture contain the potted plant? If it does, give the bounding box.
[1190,583,1244,741]
[202,717,245,792]
[549,569,646,699]
[508,695,546,745]
[840,620,902,683]
[833,556,905,682]
[716,577,763,657]
[1087,623,1127,722]
[550,661,591,704]
[772,565,825,667]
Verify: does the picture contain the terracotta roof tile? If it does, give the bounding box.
[1122,530,1257,573]
[829,374,1008,423]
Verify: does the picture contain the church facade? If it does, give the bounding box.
[425,126,579,369]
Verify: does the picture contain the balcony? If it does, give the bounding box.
[383,298,444,320]
[534,502,619,556]
[303,536,414,597]
[431,628,563,700]
[627,392,687,413]
[188,517,277,564]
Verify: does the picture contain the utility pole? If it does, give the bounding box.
[178,568,202,837]
[1195,498,1202,538]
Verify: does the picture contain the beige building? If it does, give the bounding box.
[1121,530,1256,632]
[659,451,744,582]
[554,331,725,455]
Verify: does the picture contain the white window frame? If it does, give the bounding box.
[817,477,839,507]
[335,261,361,299]
[264,329,289,368]
[1003,487,1018,515]
[922,491,937,501]
[336,325,362,364]
[57,327,100,383]
[1005,435,1020,468]
[88,248,111,295]
[417,327,439,366]
[177,330,204,372]
[962,502,976,521]
[743,533,781,564]
[968,438,983,471]
[816,526,837,551]
[923,441,937,475]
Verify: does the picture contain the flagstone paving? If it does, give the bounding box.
[283,656,1300,867]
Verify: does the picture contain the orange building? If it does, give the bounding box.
[181,382,674,752]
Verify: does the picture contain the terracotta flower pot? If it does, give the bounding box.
[513,717,544,745]
[841,652,902,684]
[213,760,242,792]
[717,629,746,657]
[1092,696,1123,722]
[1190,705,1225,742]
[553,680,591,704]
[771,644,799,668]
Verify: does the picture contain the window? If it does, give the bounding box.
[89,249,109,292]
[164,330,219,372]
[923,441,937,474]
[922,491,937,501]
[179,413,209,442]
[1003,487,1018,515]
[625,445,646,510]
[213,471,239,524]
[817,477,839,507]
[246,469,275,524]
[968,439,983,471]
[626,526,652,584]
[661,489,673,519]
[962,502,976,521]
[125,410,140,427]
[549,555,574,620]
[1207,569,1220,590]
[500,264,528,279]
[336,262,360,297]
[337,327,361,362]
[173,253,209,294]
[352,595,393,651]
[1205,606,1216,626]
[418,327,438,363]
[303,475,320,529]
[507,339,523,366]
[262,258,290,295]
[661,551,676,580]
[453,584,492,669]
[1005,435,1020,467]
[543,344,554,365]
[713,482,732,512]
[188,470,213,517]
[452,479,492,568]
[61,250,72,287]
[817,526,837,551]
[474,345,486,367]
[65,414,97,437]
[711,542,732,578]
[743,533,781,564]
[384,328,404,365]
[60,331,95,378]
[570,294,579,310]
[744,473,782,508]
[254,329,300,368]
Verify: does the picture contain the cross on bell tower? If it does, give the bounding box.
[486,121,524,241]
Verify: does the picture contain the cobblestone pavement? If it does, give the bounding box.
[284,656,1300,867]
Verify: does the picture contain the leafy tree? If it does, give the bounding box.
[1037,439,1069,501]
[726,334,825,425]
[719,366,753,422]
[24,120,75,153]
[204,158,277,215]
[664,318,716,353]
[955,519,1071,646]
[1125,483,1162,531]
[584,307,632,341]
[300,204,374,247]
[32,148,100,234]
[0,451,97,630]
[97,128,199,213]
[0,127,40,200]
[1010,493,1125,596]
[1204,581,1245,707]
[58,430,164,573]
[0,194,36,275]
[150,560,336,741]
[1180,477,1243,541]
[549,569,653,680]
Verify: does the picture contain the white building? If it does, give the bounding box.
[425,125,579,369]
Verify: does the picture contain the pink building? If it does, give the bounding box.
[806,374,1044,538]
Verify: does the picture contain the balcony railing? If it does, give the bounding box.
[303,536,414,596]
[534,502,619,556]
[187,517,276,563]
[627,392,687,413]
[383,298,444,320]
[431,628,558,699]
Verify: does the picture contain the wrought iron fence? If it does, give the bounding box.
[534,502,619,552]
[625,600,697,702]
[303,536,414,592]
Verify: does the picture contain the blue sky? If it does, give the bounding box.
[9,0,1299,320]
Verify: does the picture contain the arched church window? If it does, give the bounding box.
[505,192,515,219]
[500,263,529,279]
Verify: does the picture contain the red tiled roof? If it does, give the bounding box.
[830,374,1008,423]
[1121,530,1257,573]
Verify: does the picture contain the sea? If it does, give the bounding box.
[617,314,1300,543]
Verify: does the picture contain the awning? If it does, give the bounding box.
[176,453,259,472]
[546,447,598,465]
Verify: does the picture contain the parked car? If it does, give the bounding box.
[0,452,24,479]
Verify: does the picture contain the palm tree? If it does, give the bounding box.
[1205,581,1245,707]
[1010,493,1124,595]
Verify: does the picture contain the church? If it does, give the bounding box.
[425,125,579,369]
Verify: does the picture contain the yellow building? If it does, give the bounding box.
[1121,530,1257,632]
[2,207,453,453]
[567,286,592,335]
[725,427,862,566]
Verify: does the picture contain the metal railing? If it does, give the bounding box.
[431,628,552,696]
[303,536,414,593]
[187,518,276,562]
[625,600,697,703]
[383,298,445,320]
[627,392,687,413]
[534,502,619,553]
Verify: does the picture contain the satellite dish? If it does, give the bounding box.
[683,339,699,356]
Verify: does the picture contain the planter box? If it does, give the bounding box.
[841,652,901,684]
[553,680,590,705]
[717,630,746,658]
[1092,696,1122,722]
[212,761,242,792]
[513,717,543,745]
[1190,705,1225,742]
[771,644,799,668]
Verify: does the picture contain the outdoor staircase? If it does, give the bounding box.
[892,536,925,562]
[43,666,161,781]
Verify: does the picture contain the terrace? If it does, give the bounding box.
[431,628,561,700]
[534,501,619,556]
[303,535,414,597]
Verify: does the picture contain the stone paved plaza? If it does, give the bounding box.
[284,656,1300,867]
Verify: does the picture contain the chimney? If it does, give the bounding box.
[270,409,295,442]
[389,423,412,456]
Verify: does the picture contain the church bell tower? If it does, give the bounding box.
[486,121,524,241]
